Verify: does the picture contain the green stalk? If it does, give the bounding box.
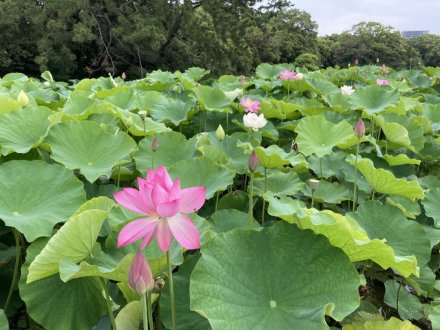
[152,152,155,170]
[4,229,21,313]
[143,120,146,139]
[226,112,229,132]
[215,191,220,213]
[141,294,148,330]
[249,172,254,228]
[147,292,154,330]
[219,140,223,167]
[261,167,267,225]
[352,141,360,212]
[117,165,121,188]
[319,158,323,179]
[311,189,315,209]
[101,278,117,330]
[166,251,176,330]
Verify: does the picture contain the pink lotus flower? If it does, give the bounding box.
[129,250,155,294]
[115,166,206,252]
[240,97,261,113]
[376,78,390,86]
[279,70,298,81]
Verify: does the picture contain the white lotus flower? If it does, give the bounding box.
[243,113,267,132]
[340,85,355,96]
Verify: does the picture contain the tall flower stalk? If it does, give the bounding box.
[353,117,365,211]
[248,151,258,228]
[167,251,176,330]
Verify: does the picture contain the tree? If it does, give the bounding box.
[409,34,440,67]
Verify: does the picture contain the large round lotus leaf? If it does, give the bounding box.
[150,99,191,126]
[295,115,354,157]
[134,131,197,175]
[193,86,231,111]
[422,188,440,227]
[115,301,141,330]
[350,201,431,268]
[19,238,107,330]
[0,95,21,114]
[45,121,137,182]
[383,154,420,166]
[267,198,418,277]
[190,222,360,330]
[169,157,235,199]
[347,156,424,201]
[255,145,306,169]
[255,63,284,79]
[0,310,8,330]
[209,209,259,233]
[384,280,423,320]
[343,317,421,330]
[0,160,86,242]
[429,304,440,330]
[0,106,52,155]
[381,122,412,149]
[349,85,400,115]
[27,209,108,283]
[253,170,305,197]
[306,77,339,96]
[303,181,351,204]
[161,254,210,330]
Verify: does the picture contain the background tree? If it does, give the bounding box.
[409,34,440,67]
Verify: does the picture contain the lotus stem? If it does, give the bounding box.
[226,112,229,132]
[101,278,117,330]
[146,292,154,330]
[166,251,176,330]
[4,229,21,314]
[152,152,155,170]
[141,294,148,330]
[352,141,360,212]
[219,140,223,167]
[311,189,315,209]
[249,172,254,228]
[261,167,267,225]
[215,191,220,213]
[319,158,323,179]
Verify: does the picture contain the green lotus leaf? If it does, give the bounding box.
[217,191,249,211]
[255,63,284,79]
[347,157,424,200]
[259,100,285,120]
[269,99,301,119]
[190,222,360,329]
[380,122,412,149]
[0,95,21,114]
[254,170,305,197]
[71,196,116,217]
[422,188,440,227]
[383,154,420,166]
[428,303,440,330]
[255,145,306,169]
[147,69,175,84]
[265,193,305,216]
[161,254,210,330]
[269,202,418,277]
[19,238,107,330]
[150,99,192,126]
[303,181,351,204]
[306,77,339,96]
[209,209,259,233]
[384,280,423,320]
[343,317,421,330]
[385,195,421,219]
[194,86,232,112]
[27,209,107,283]
[350,201,431,268]
[45,121,137,182]
[0,106,52,155]
[184,67,210,81]
[0,160,86,241]
[350,85,400,115]
[169,157,235,199]
[135,131,197,175]
[422,103,440,131]
[0,310,8,330]
[407,265,436,296]
[59,251,133,282]
[115,301,141,330]
[295,115,354,157]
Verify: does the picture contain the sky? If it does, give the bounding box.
[289,0,440,36]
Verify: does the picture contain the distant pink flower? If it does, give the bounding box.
[279,70,298,81]
[129,250,154,295]
[240,97,261,113]
[115,166,206,252]
[381,64,389,74]
[376,78,390,86]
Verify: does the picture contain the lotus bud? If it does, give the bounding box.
[239,75,246,85]
[128,250,154,295]
[355,118,365,139]
[121,72,126,80]
[216,125,225,141]
[309,179,320,191]
[248,150,258,172]
[151,136,159,152]
[153,277,165,293]
[17,90,29,107]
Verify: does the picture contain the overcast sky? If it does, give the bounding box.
[290,0,440,36]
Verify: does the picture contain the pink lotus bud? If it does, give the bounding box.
[128,250,154,295]
[239,75,246,85]
[355,118,365,138]
[248,150,258,172]
[151,137,159,152]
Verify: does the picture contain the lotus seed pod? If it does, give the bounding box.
[309,179,320,191]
